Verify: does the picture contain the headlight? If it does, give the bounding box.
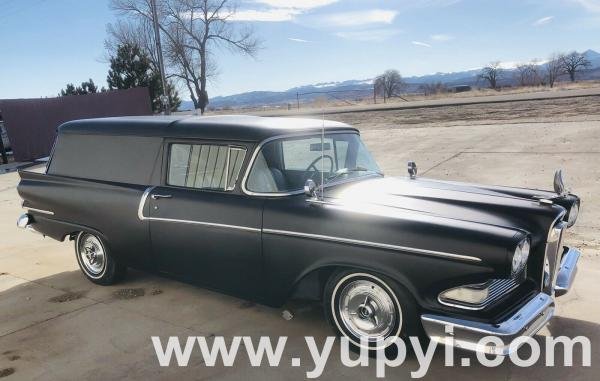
[440,284,489,305]
[511,238,530,275]
[567,202,579,227]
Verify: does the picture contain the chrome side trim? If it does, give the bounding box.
[422,292,554,355]
[136,186,260,233]
[23,206,55,215]
[139,216,261,233]
[240,130,361,197]
[137,186,156,220]
[263,228,481,263]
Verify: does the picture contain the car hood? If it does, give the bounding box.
[325,176,566,240]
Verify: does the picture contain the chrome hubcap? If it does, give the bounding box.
[338,279,398,342]
[79,234,106,275]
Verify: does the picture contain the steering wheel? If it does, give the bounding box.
[306,155,334,173]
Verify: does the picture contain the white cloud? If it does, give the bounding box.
[288,37,312,43]
[430,34,453,41]
[230,8,300,22]
[570,0,600,12]
[324,9,397,27]
[252,0,339,10]
[335,29,402,42]
[412,41,432,48]
[232,0,338,22]
[423,0,462,6]
[533,16,554,26]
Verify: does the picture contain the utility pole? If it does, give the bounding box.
[151,0,171,115]
[296,92,300,110]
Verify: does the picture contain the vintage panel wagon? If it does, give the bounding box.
[17,115,582,354]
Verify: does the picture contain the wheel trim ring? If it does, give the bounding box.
[338,280,396,341]
[330,273,403,350]
[76,233,108,279]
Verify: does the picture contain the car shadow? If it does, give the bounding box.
[0,269,597,379]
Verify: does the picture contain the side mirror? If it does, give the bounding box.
[304,179,317,198]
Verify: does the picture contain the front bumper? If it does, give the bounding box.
[421,246,581,355]
[555,246,580,296]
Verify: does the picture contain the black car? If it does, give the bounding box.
[17,115,581,354]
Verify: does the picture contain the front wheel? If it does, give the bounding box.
[75,232,126,285]
[324,270,421,352]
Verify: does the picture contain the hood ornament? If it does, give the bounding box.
[553,169,567,196]
[408,161,417,179]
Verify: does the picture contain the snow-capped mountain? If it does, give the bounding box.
[179,49,600,110]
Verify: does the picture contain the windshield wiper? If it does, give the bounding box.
[325,166,382,184]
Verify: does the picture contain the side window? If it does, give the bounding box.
[167,143,246,191]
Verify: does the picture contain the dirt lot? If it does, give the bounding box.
[336,95,600,127]
[1,97,600,379]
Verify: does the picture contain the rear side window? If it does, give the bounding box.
[167,143,246,191]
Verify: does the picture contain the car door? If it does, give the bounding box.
[147,140,264,298]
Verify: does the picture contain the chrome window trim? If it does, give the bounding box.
[136,186,260,233]
[241,130,373,197]
[262,228,481,263]
[166,143,247,192]
[45,136,58,174]
[226,147,247,191]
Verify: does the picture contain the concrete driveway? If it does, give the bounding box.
[1,119,599,380]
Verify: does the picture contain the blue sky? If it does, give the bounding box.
[1,0,600,100]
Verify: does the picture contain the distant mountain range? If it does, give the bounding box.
[179,49,600,110]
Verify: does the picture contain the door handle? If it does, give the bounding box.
[151,194,173,200]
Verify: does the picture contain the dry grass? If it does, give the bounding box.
[206,81,600,115]
[335,95,600,130]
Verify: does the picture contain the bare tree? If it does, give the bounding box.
[419,81,446,96]
[559,51,591,82]
[374,70,406,102]
[515,60,542,87]
[529,59,542,86]
[110,0,260,114]
[515,63,530,87]
[478,61,503,89]
[106,19,160,70]
[545,54,563,88]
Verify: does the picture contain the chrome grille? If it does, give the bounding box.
[486,277,520,302]
[439,269,525,310]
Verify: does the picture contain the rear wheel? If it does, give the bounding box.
[324,270,422,352]
[75,232,126,285]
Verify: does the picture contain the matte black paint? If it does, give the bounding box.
[17,116,580,323]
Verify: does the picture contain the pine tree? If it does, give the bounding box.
[107,43,180,112]
[59,79,100,96]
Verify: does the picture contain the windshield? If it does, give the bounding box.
[246,133,381,194]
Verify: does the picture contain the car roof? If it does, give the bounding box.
[58,115,357,142]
